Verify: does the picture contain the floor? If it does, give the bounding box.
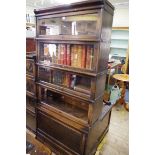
[97,105,129,155]
[26,105,129,155]
[26,130,52,155]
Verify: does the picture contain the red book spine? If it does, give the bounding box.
[63,44,67,65]
[58,44,61,64]
[74,45,78,67]
[67,44,71,66]
[81,45,86,68]
[77,45,82,68]
[71,45,74,67]
[86,45,91,69]
[60,44,64,64]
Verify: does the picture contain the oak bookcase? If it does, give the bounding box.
[34,0,114,154]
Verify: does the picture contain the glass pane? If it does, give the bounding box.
[38,67,52,83]
[39,69,91,95]
[38,13,100,36]
[39,43,95,70]
[40,88,88,121]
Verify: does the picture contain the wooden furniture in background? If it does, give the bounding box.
[26,38,36,53]
[34,0,114,154]
[26,53,37,133]
[107,60,121,91]
[113,48,129,111]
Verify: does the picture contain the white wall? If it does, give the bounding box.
[113,7,129,27]
[26,5,129,27]
[26,6,35,15]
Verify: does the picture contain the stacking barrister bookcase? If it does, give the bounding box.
[34,0,114,154]
[26,52,37,133]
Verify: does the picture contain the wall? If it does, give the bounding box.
[112,7,129,27]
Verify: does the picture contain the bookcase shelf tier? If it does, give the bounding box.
[34,0,114,154]
[37,65,107,100]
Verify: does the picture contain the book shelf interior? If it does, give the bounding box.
[38,42,96,71]
[38,13,99,36]
[40,88,88,121]
[38,66,91,95]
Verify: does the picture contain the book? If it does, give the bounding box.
[66,73,71,88]
[81,45,86,68]
[53,71,57,84]
[86,45,91,69]
[71,45,78,67]
[74,84,91,95]
[63,44,67,65]
[71,45,74,67]
[58,44,61,64]
[89,46,94,69]
[43,44,50,65]
[48,44,57,64]
[86,45,94,70]
[66,44,71,66]
[62,73,67,86]
[77,45,82,68]
[44,44,49,56]
[58,71,62,84]
[60,44,64,64]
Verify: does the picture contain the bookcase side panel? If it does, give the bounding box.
[85,109,112,155]
[95,73,107,98]
[97,9,114,72]
[88,96,104,124]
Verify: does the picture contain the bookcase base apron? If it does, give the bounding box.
[36,106,112,155]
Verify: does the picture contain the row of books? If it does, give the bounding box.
[43,44,94,70]
[39,68,91,95]
[52,71,91,95]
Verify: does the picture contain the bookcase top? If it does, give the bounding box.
[34,0,114,16]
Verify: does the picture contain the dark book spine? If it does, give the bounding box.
[62,73,66,86]
[59,72,62,85]
[53,71,56,84]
